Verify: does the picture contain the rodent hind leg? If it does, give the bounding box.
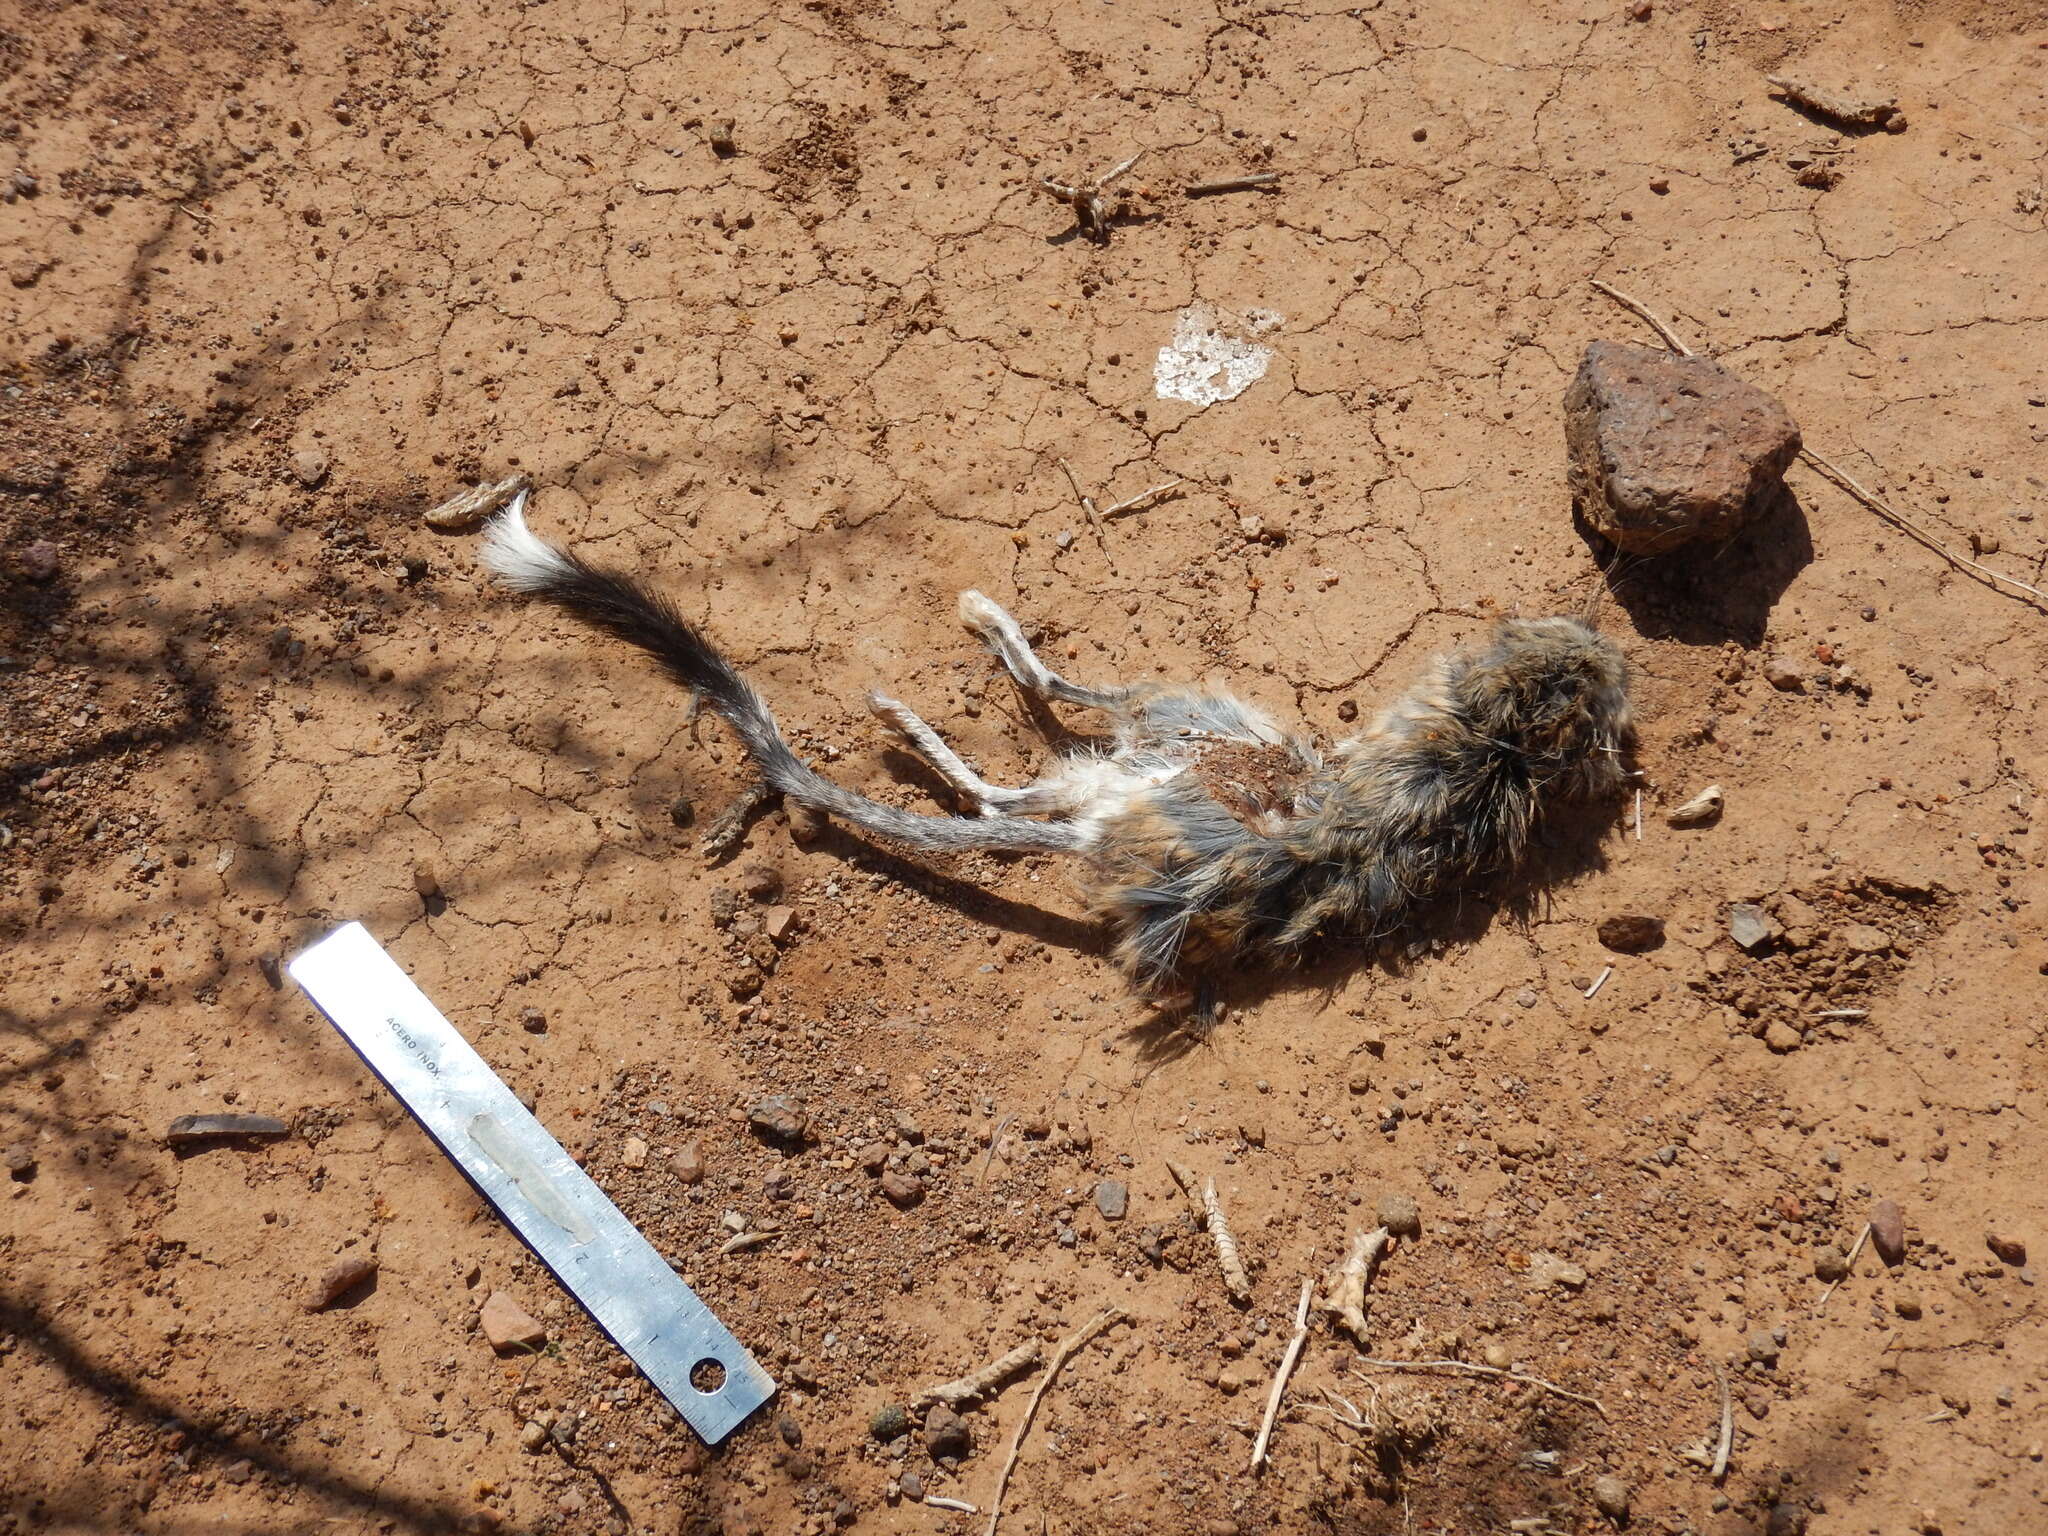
[865,689,1059,816]
[958,589,1132,712]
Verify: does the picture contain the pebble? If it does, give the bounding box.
[1746,1328,1781,1365]
[412,860,442,900]
[4,1143,36,1181]
[520,1006,547,1034]
[1597,914,1665,952]
[1870,1199,1906,1265]
[668,796,695,828]
[1591,1474,1631,1521]
[480,1290,547,1352]
[19,540,59,583]
[165,1113,289,1147]
[881,1170,925,1207]
[899,1470,925,1500]
[1528,1251,1588,1289]
[672,1143,706,1184]
[1765,1502,1808,1536]
[1094,1179,1128,1221]
[869,1404,909,1442]
[620,1137,648,1169]
[1764,655,1806,690]
[777,1413,803,1448]
[1839,922,1892,955]
[1986,1232,2027,1266]
[301,1254,378,1311]
[1893,1290,1923,1319]
[924,1402,971,1461]
[740,863,783,902]
[1728,902,1780,951]
[519,1418,550,1452]
[1514,987,1539,1009]
[1813,1246,1850,1282]
[749,1096,809,1143]
[1482,1342,1513,1369]
[1376,1192,1422,1239]
[290,448,331,488]
[764,905,797,941]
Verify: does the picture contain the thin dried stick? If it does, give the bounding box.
[1589,280,2046,608]
[1584,966,1614,1000]
[1633,788,1643,841]
[915,1339,1044,1408]
[1188,172,1282,195]
[1710,1360,1734,1482]
[1251,1276,1315,1471]
[1203,1177,1254,1304]
[1349,1357,1608,1419]
[1813,1007,1868,1020]
[984,1307,1125,1536]
[1813,1220,1872,1315]
[1056,456,1101,533]
[1100,479,1186,518]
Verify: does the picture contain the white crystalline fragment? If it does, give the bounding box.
[1154,304,1279,407]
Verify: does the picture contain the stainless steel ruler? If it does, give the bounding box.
[288,922,774,1443]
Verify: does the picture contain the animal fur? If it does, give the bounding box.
[482,494,1634,996]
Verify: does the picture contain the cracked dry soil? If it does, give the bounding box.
[3,2,2046,1534]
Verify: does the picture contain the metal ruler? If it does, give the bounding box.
[288,922,774,1443]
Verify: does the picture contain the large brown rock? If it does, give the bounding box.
[1565,340,1801,553]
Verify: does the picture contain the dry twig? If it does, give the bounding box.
[1589,280,2046,609]
[915,1339,1044,1409]
[1349,1357,1608,1419]
[1813,1220,1872,1314]
[1101,478,1186,519]
[985,1307,1125,1536]
[1187,172,1282,196]
[1250,1276,1315,1472]
[1319,1226,1391,1343]
[1710,1360,1734,1482]
[1203,1177,1254,1304]
[1039,151,1143,241]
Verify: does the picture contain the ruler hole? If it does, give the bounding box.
[689,1358,728,1394]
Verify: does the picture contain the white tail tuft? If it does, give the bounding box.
[479,489,575,592]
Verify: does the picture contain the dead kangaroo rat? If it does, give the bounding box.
[484,494,1635,998]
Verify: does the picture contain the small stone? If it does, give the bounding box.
[479,1290,546,1352]
[1746,1329,1781,1365]
[1870,1199,1907,1265]
[1839,923,1892,955]
[924,1403,971,1461]
[1986,1232,2028,1266]
[1728,902,1780,951]
[740,863,783,902]
[764,905,798,941]
[520,1007,547,1034]
[668,796,695,828]
[291,448,331,488]
[869,1404,909,1442]
[4,1143,36,1181]
[893,1111,924,1143]
[856,1140,890,1172]
[899,1470,925,1500]
[1813,1247,1850,1282]
[1765,655,1806,691]
[1376,1192,1422,1238]
[413,861,442,900]
[1528,1250,1588,1289]
[1893,1290,1924,1319]
[1482,1342,1513,1370]
[672,1143,706,1184]
[881,1170,925,1207]
[19,540,60,583]
[1515,987,1539,1009]
[1598,914,1665,952]
[1347,1072,1372,1095]
[1565,339,1801,553]
[1648,175,1669,193]
[301,1254,378,1311]
[749,1096,809,1143]
[1094,1179,1129,1221]
[787,801,825,842]
[165,1113,290,1147]
[620,1137,648,1169]
[777,1412,803,1448]
[519,1418,550,1452]
[1764,1021,1803,1053]
[1591,1474,1631,1521]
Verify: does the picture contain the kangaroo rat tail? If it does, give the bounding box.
[479,495,1082,856]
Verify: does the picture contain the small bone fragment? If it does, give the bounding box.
[1202,1176,1253,1304]
[1666,784,1725,826]
[424,473,529,532]
[1319,1226,1392,1343]
[914,1338,1044,1407]
[1766,76,1902,130]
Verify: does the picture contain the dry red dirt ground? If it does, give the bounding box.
[4,2,2046,1534]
